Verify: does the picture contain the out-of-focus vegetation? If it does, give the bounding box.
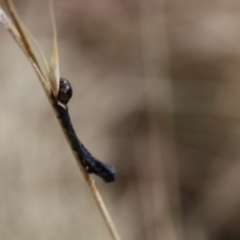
[0,1,240,239]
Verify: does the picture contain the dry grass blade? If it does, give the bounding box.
[0,7,22,49]
[48,0,60,97]
[23,26,49,77]
[3,0,46,83]
[1,0,51,94]
[0,1,121,240]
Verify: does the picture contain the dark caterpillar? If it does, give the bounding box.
[56,77,116,182]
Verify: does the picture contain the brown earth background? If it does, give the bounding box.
[0,1,240,240]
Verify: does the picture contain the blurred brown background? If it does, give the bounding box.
[1,0,240,239]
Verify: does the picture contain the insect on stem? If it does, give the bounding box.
[55,78,116,183]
